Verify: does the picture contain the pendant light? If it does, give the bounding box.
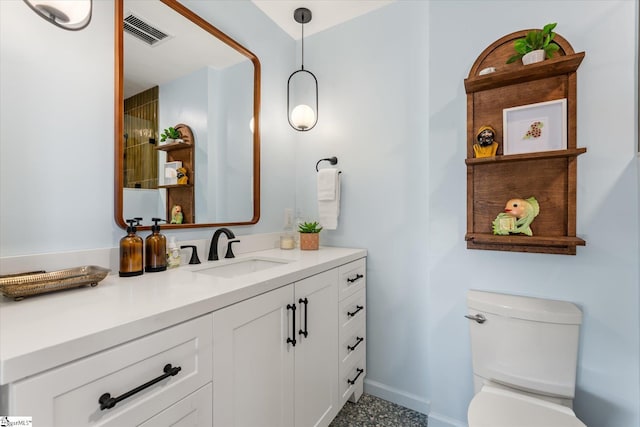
[23,0,92,31]
[287,7,318,131]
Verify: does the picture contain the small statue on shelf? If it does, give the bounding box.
[492,196,540,236]
[473,125,499,158]
[176,167,188,185]
[170,204,184,224]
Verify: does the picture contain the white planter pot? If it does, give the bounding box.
[522,49,545,65]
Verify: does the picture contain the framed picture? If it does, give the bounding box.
[503,98,567,155]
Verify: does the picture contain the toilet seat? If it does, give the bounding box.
[468,385,586,427]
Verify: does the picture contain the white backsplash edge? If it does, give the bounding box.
[0,232,282,275]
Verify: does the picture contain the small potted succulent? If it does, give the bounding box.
[160,127,183,144]
[298,221,322,250]
[506,23,560,65]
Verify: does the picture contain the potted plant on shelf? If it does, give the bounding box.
[298,221,322,250]
[160,127,183,144]
[506,23,560,65]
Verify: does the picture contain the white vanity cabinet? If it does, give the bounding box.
[0,247,367,427]
[1,314,213,426]
[213,268,340,427]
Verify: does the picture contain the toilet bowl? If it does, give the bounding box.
[466,290,587,427]
[468,385,586,427]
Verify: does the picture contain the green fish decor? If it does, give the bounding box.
[492,196,540,236]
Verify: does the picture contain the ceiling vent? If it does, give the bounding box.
[124,14,171,46]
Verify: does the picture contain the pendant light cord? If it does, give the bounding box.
[300,17,305,71]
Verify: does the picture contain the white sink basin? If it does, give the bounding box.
[193,257,292,279]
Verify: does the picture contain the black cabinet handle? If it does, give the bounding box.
[298,298,309,338]
[347,273,363,283]
[347,305,364,317]
[99,364,181,410]
[347,336,364,352]
[287,304,297,347]
[347,368,364,385]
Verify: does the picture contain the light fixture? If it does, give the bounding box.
[287,7,318,131]
[23,0,92,31]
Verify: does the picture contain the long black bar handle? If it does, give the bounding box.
[298,298,309,338]
[287,304,297,347]
[347,273,363,283]
[99,364,181,410]
[347,336,364,352]
[347,368,364,385]
[347,305,364,317]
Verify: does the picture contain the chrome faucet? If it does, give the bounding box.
[208,228,240,261]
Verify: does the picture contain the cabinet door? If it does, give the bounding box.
[294,269,339,427]
[213,284,295,427]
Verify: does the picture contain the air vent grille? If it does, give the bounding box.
[124,14,170,46]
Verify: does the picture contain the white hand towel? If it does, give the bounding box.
[317,169,340,230]
[317,168,338,200]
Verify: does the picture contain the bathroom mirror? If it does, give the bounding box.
[115,0,260,230]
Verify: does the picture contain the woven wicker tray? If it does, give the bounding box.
[0,266,110,301]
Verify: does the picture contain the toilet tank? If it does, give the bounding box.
[467,290,582,400]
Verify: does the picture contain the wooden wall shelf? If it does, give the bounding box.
[466,31,586,255]
[465,148,586,166]
[464,53,585,93]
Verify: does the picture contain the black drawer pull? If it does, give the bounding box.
[99,364,181,410]
[287,303,297,346]
[347,305,364,317]
[347,368,364,385]
[347,273,363,283]
[347,336,364,352]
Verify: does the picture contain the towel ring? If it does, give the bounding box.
[316,156,339,172]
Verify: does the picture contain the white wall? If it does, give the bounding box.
[295,1,639,427]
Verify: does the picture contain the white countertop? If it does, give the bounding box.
[0,246,366,385]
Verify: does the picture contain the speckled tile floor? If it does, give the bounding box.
[329,394,428,427]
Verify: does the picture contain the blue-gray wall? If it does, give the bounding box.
[1,1,638,427]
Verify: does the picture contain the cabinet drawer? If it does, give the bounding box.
[339,288,366,332]
[338,258,366,300]
[340,323,366,376]
[138,383,212,427]
[8,315,212,426]
[340,363,366,404]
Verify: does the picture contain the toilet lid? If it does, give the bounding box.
[468,386,587,427]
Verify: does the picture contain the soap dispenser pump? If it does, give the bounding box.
[145,218,167,272]
[119,217,144,277]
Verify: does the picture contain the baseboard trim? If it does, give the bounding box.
[363,379,430,415]
[427,411,468,427]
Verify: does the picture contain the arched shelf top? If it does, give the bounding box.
[464,31,584,94]
[468,30,576,79]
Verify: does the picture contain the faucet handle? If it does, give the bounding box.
[180,245,201,265]
[225,239,240,259]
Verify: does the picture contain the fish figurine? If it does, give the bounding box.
[492,196,540,236]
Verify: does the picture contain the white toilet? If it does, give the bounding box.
[466,289,587,427]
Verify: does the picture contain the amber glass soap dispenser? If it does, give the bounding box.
[145,218,167,272]
[119,218,143,277]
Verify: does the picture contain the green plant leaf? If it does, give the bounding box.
[506,53,523,64]
[514,39,528,54]
[298,221,322,233]
[545,42,560,58]
[542,22,557,35]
